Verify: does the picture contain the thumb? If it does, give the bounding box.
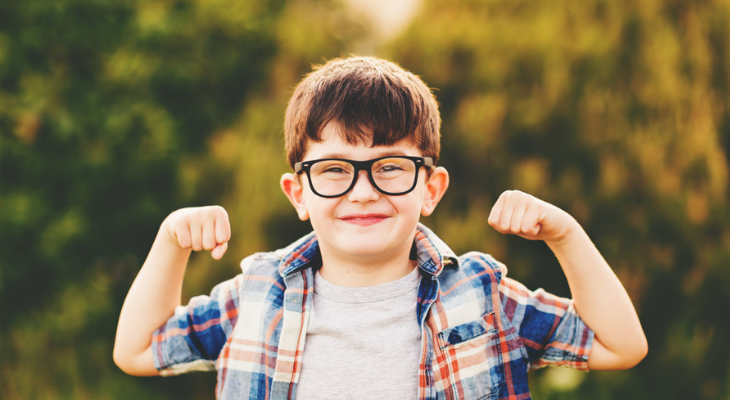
[211,242,228,260]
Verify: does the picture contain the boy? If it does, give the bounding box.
[114,56,647,399]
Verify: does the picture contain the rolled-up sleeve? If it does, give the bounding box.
[499,276,594,371]
[152,275,242,376]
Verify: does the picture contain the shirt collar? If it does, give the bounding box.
[277,232,321,277]
[412,223,459,276]
[276,223,459,278]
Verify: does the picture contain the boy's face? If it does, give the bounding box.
[281,122,449,266]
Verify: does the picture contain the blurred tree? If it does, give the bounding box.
[0,0,363,398]
[389,0,730,399]
[4,0,730,398]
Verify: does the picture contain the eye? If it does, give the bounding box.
[323,166,349,174]
[379,164,405,173]
[314,161,353,176]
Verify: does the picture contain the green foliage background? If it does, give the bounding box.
[1,0,729,398]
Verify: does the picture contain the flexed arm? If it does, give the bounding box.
[113,206,231,376]
[488,190,648,370]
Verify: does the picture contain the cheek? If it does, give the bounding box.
[408,186,430,214]
[393,195,425,220]
[305,195,339,220]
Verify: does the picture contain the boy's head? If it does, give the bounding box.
[284,56,441,169]
[280,56,449,269]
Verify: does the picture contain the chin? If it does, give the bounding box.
[337,241,393,259]
[344,244,387,257]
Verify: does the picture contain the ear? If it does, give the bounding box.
[421,167,449,216]
[280,173,310,221]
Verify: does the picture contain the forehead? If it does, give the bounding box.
[303,123,422,160]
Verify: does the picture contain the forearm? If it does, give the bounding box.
[113,230,191,375]
[547,222,648,369]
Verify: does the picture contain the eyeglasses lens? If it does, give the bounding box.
[309,158,418,196]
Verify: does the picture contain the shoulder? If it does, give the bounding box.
[413,224,508,290]
[457,251,508,276]
[433,252,511,316]
[238,231,320,287]
[240,250,283,276]
[438,251,508,287]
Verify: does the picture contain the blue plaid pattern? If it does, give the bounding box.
[153,224,593,399]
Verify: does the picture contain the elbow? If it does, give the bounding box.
[112,344,141,376]
[616,335,649,369]
[113,343,159,376]
[589,332,648,370]
[113,349,126,373]
[628,335,649,368]
[112,345,132,375]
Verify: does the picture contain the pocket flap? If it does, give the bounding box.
[438,312,497,346]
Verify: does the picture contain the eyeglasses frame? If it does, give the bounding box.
[294,155,434,198]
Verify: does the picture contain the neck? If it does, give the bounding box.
[317,247,417,287]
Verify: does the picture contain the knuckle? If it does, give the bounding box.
[175,229,190,247]
[208,205,228,219]
[521,222,532,233]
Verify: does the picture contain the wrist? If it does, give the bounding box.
[545,217,584,250]
[155,221,191,257]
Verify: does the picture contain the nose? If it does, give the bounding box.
[347,170,380,202]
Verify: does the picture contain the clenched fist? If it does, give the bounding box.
[161,206,231,259]
[488,190,578,245]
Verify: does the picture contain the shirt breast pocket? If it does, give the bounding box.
[437,312,506,400]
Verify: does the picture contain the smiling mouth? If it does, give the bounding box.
[340,214,389,226]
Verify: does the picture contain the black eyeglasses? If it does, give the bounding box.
[294,156,434,198]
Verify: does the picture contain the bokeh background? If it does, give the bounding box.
[2,0,730,398]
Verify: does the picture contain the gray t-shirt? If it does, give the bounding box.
[296,266,422,400]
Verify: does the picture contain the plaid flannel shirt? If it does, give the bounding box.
[153,224,593,399]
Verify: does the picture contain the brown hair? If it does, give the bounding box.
[284,56,441,168]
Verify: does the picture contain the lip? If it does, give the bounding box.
[338,213,390,226]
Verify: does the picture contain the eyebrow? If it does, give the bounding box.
[315,150,414,159]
